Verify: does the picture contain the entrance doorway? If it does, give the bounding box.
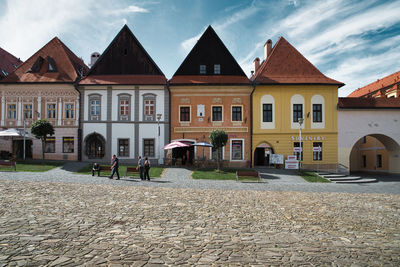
[84,133,106,159]
[13,140,32,159]
[172,140,195,166]
[254,143,274,166]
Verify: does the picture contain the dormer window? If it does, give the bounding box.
[200,65,206,74]
[1,69,7,76]
[28,56,44,73]
[214,64,220,74]
[47,56,57,72]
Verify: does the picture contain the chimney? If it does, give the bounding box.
[253,57,260,72]
[89,52,100,67]
[264,39,272,60]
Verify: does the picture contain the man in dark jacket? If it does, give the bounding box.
[109,155,120,180]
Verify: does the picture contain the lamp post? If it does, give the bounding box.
[298,117,304,170]
[156,113,162,164]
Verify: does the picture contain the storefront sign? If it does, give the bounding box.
[293,147,302,152]
[270,154,283,164]
[291,136,325,141]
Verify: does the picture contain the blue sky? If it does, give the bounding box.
[0,0,399,96]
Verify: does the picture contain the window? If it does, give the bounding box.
[313,104,322,122]
[313,142,322,161]
[362,155,367,168]
[118,139,129,157]
[45,137,55,153]
[144,96,155,121]
[263,104,272,122]
[89,95,101,120]
[7,104,16,119]
[377,154,382,168]
[212,106,222,121]
[180,106,190,122]
[63,137,74,153]
[24,104,32,119]
[231,140,243,160]
[47,56,57,72]
[120,99,129,116]
[1,69,8,76]
[200,65,206,74]
[294,142,303,161]
[143,139,155,157]
[48,104,56,119]
[362,136,367,143]
[214,64,220,74]
[293,104,303,122]
[232,106,242,121]
[118,94,131,121]
[65,104,74,119]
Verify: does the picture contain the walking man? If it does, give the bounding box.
[138,156,144,180]
[144,157,151,181]
[109,154,120,180]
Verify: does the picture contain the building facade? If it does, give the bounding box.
[0,37,88,160]
[251,38,344,170]
[78,25,168,164]
[169,26,252,167]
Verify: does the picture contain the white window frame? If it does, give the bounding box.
[211,105,223,122]
[291,94,305,129]
[231,105,243,122]
[88,94,101,121]
[260,95,275,129]
[65,103,75,119]
[214,64,221,74]
[179,105,191,123]
[311,95,325,129]
[47,103,57,119]
[230,139,245,161]
[200,65,206,74]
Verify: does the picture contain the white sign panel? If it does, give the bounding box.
[197,105,205,117]
[287,155,297,160]
[293,147,302,152]
[270,154,283,164]
[313,147,321,152]
[285,160,299,169]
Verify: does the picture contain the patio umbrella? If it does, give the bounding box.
[192,142,213,159]
[163,141,190,150]
[0,128,26,137]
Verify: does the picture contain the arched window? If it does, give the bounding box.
[85,133,105,159]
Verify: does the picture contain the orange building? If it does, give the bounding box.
[169,26,252,167]
[348,70,400,98]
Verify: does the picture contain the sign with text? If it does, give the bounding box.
[285,160,299,169]
[313,146,321,152]
[270,154,283,164]
[293,147,302,152]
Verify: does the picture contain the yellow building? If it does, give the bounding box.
[251,38,344,170]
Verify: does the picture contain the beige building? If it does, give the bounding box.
[0,37,88,160]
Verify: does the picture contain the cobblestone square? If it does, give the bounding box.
[0,177,399,266]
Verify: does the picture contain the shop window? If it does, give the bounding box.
[313,142,322,161]
[180,106,190,122]
[212,106,222,121]
[45,137,55,153]
[377,154,382,168]
[263,104,272,122]
[313,104,322,122]
[65,104,74,119]
[7,104,16,119]
[63,137,74,153]
[294,142,303,161]
[231,140,244,161]
[118,139,129,157]
[232,106,242,121]
[143,139,155,157]
[293,104,303,123]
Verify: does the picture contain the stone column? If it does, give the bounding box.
[1,95,5,126]
[37,96,41,119]
[58,97,62,126]
[17,97,22,126]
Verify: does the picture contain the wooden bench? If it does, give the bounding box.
[236,170,260,182]
[97,165,112,176]
[0,161,16,171]
[125,167,140,178]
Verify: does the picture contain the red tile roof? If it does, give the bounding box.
[79,75,166,85]
[338,97,400,109]
[253,37,344,87]
[1,37,88,83]
[347,70,400,97]
[169,75,250,85]
[0,47,22,79]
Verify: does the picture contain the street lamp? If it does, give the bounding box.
[156,113,162,164]
[298,117,304,169]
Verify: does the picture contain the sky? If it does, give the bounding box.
[0,0,399,96]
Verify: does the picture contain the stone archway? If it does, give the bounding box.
[84,133,106,159]
[254,142,275,167]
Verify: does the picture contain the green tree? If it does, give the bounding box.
[209,130,228,170]
[30,119,55,160]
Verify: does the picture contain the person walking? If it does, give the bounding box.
[109,154,120,180]
[144,157,151,181]
[138,156,144,180]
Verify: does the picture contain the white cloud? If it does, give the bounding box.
[110,5,149,15]
[181,33,202,51]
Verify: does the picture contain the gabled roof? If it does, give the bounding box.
[253,37,344,87]
[1,37,88,83]
[0,47,23,80]
[170,25,249,85]
[83,25,165,85]
[338,97,400,109]
[348,70,400,97]
[79,75,166,85]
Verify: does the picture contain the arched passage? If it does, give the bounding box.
[349,134,400,174]
[254,142,275,167]
[84,133,106,159]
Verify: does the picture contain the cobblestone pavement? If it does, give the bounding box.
[0,179,400,266]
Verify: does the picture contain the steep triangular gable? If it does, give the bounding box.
[254,37,343,86]
[173,25,247,77]
[2,37,88,83]
[88,25,164,76]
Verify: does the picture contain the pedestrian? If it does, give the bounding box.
[144,157,151,181]
[92,162,100,176]
[138,156,144,180]
[109,154,120,180]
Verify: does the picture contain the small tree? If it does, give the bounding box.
[30,119,55,160]
[209,130,228,170]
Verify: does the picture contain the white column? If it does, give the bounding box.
[17,97,22,126]
[37,96,41,119]
[58,97,62,126]
[1,95,5,126]
[75,96,79,126]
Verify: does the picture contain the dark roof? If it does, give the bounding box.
[253,37,344,87]
[87,25,165,80]
[348,70,400,97]
[170,25,249,85]
[0,47,23,80]
[338,97,400,109]
[1,37,88,83]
